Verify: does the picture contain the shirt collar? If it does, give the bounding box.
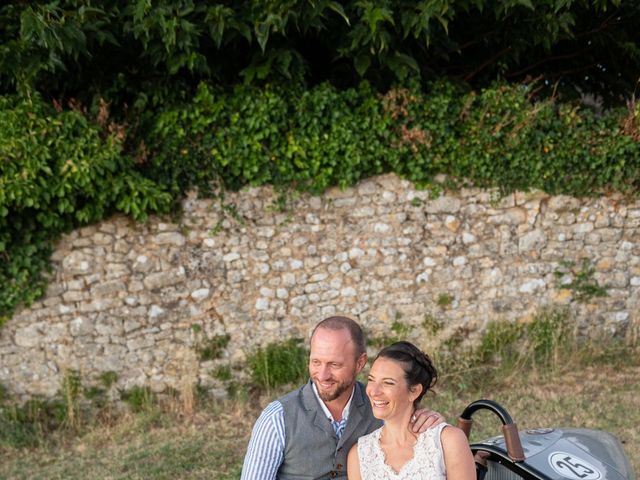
[311,382,355,422]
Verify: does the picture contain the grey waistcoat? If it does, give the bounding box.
[277,380,382,480]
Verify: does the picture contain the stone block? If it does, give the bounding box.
[255,298,270,310]
[70,316,94,337]
[519,279,546,293]
[191,288,210,301]
[79,298,121,313]
[91,280,126,298]
[424,196,461,214]
[547,196,581,211]
[143,269,185,290]
[126,336,155,351]
[574,222,594,234]
[95,318,124,337]
[105,263,130,279]
[62,251,93,275]
[488,207,527,225]
[373,223,391,233]
[14,324,44,348]
[518,229,547,252]
[333,197,357,208]
[148,305,166,319]
[154,232,186,246]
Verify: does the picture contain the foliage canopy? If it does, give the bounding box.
[1,1,639,105]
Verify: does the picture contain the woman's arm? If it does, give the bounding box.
[347,442,362,480]
[441,426,476,480]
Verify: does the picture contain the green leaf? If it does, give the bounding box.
[394,52,420,73]
[255,20,271,53]
[354,54,371,77]
[326,1,350,26]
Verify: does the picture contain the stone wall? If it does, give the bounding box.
[1,174,639,400]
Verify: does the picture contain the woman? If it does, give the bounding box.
[347,341,475,479]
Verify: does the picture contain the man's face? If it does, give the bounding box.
[309,327,366,403]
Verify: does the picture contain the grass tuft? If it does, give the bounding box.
[247,338,308,392]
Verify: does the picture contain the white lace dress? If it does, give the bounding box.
[357,422,448,479]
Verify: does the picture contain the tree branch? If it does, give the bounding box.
[505,47,592,79]
[463,46,512,82]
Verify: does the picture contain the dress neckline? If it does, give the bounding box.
[375,426,423,476]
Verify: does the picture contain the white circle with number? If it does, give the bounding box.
[549,452,602,480]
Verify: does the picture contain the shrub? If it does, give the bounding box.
[526,308,573,366]
[121,385,156,413]
[247,338,308,391]
[0,397,66,448]
[145,81,392,196]
[476,320,525,365]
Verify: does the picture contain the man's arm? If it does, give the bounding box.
[240,401,286,480]
[409,408,445,433]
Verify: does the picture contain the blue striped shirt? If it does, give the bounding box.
[241,401,286,480]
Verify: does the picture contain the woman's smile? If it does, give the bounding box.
[366,357,417,421]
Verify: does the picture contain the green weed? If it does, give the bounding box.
[391,320,412,338]
[226,381,249,401]
[121,386,156,414]
[0,396,64,448]
[0,383,8,404]
[436,293,454,308]
[197,334,231,361]
[554,259,608,303]
[476,320,524,365]
[368,319,413,348]
[213,365,232,381]
[525,308,572,365]
[99,371,119,390]
[60,370,82,430]
[422,314,443,335]
[247,338,308,391]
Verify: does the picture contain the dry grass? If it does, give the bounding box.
[0,398,261,480]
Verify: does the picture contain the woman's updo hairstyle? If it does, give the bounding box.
[375,341,437,408]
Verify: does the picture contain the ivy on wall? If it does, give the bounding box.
[145,80,640,198]
[0,94,171,325]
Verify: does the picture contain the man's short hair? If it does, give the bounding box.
[311,316,366,357]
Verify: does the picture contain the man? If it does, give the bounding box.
[241,316,445,479]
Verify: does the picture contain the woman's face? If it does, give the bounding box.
[366,356,420,421]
